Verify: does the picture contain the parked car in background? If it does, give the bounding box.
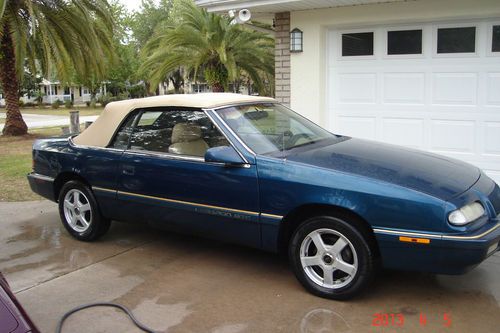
[0,272,39,333]
[28,93,500,299]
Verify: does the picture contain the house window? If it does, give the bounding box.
[342,32,374,56]
[388,29,422,55]
[493,25,500,52]
[64,87,70,95]
[437,27,476,53]
[54,86,58,95]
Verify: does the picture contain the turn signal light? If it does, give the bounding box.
[399,236,430,244]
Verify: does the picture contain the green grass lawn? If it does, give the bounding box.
[0,106,103,117]
[0,126,84,202]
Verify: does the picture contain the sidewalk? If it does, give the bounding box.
[0,113,98,131]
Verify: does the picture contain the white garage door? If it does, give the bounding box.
[328,20,500,183]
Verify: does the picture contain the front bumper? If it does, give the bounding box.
[375,221,500,275]
[27,172,56,202]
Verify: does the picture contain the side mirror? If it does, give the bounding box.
[205,146,246,166]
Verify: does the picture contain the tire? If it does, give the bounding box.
[289,214,376,300]
[58,180,111,241]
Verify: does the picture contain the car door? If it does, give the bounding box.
[114,107,261,248]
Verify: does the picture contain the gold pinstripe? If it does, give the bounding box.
[261,213,284,220]
[117,189,260,216]
[92,186,116,194]
[92,186,285,219]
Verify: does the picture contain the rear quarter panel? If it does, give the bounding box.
[32,138,123,218]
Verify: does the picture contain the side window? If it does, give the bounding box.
[437,27,476,53]
[387,29,422,55]
[342,32,374,56]
[110,113,138,149]
[492,25,500,52]
[128,109,229,157]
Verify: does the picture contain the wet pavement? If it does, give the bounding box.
[1,200,499,333]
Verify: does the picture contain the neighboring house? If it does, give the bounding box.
[37,80,106,104]
[11,79,106,105]
[197,0,500,183]
[158,80,251,95]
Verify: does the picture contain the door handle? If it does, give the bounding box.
[122,165,135,176]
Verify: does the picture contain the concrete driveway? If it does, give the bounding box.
[1,200,499,332]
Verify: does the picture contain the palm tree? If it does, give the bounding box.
[0,0,115,136]
[140,0,274,94]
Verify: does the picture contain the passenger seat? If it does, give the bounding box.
[168,123,209,157]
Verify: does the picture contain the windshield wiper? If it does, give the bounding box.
[285,140,317,151]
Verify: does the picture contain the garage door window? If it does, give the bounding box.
[437,27,476,53]
[493,25,500,52]
[342,32,373,56]
[388,29,422,55]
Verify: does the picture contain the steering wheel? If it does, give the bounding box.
[273,130,294,147]
[286,133,313,148]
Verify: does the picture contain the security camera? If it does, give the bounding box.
[238,9,251,23]
[229,9,251,25]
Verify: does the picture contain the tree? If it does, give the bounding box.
[0,0,115,135]
[19,70,42,100]
[140,0,274,93]
[128,0,176,94]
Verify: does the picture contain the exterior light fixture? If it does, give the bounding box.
[290,28,303,52]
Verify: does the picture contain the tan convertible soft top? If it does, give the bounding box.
[73,93,276,147]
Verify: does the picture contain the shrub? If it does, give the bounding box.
[64,100,73,109]
[18,99,25,107]
[51,99,63,109]
[24,102,35,107]
[85,101,91,107]
[98,94,112,107]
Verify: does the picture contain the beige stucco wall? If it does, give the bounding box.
[290,0,500,127]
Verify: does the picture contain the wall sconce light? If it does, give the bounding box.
[290,28,303,52]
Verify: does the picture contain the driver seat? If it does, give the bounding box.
[168,123,209,157]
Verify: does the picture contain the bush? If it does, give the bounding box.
[24,102,35,107]
[117,92,129,101]
[85,101,91,107]
[51,99,63,109]
[18,99,24,107]
[64,100,73,109]
[98,94,112,107]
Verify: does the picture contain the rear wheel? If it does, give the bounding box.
[58,181,111,241]
[289,214,376,300]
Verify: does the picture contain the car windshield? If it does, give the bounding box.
[217,103,337,154]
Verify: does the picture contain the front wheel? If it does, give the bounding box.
[289,215,376,300]
[58,180,111,241]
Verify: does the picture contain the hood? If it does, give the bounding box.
[286,138,480,200]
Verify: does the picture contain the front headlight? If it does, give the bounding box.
[448,202,485,226]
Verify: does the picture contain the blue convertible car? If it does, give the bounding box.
[28,93,500,299]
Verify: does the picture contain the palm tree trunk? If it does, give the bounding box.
[0,23,28,136]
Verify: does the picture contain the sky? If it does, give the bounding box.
[118,0,155,12]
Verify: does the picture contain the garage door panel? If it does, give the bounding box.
[337,116,376,139]
[337,73,377,104]
[430,120,475,154]
[381,118,424,148]
[432,73,478,105]
[486,73,500,105]
[484,122,500,155]
[383,73,425,104]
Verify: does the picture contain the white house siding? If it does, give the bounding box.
[290,0,500,182]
